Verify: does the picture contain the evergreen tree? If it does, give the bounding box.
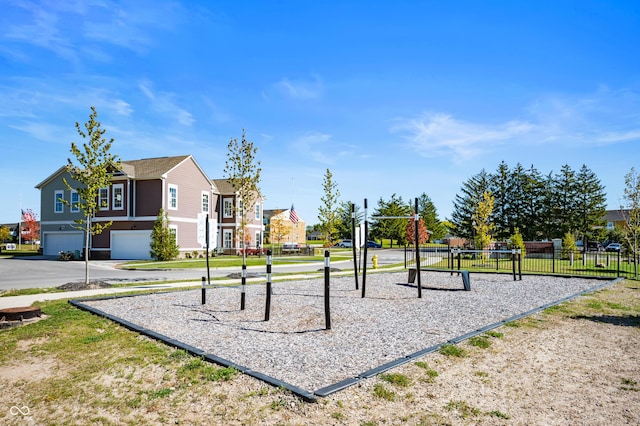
[450,170,492,240]
[150,208,179,260]
[317,169,340,246]
[521,165,547,240]
[491,161,512,240]
[417,192,446,240]
[370,194,411,246]
[574,164,607,244]
[551,164,579,237]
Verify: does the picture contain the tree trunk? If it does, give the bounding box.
[84,215,91,285]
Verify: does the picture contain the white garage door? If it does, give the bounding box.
[44,232,84,256]
[111,230,152,260]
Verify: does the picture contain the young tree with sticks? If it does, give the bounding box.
[63,106,121,285]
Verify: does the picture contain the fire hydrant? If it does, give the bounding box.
[372,254,378,269]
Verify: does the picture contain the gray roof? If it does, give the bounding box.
[120,155,191,179]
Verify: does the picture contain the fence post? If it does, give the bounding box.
[518,249,522,280]
[552,248,556,274]
[511,249,516,281]
[457,249,461,271]
[324,250,331,330]
[265,250,272,321]
[201,276,206,305]
[617,250,621,278]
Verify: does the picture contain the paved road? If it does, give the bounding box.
[0,249,408,290]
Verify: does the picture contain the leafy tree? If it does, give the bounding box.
[63,106,121,285]
[561,231,579,260]
[621,167,640,277]
[317,169,340,246]
[417,193,445,240]
[150,208,179,260]
[370,194,411,246]
[0,225,10,243]
[508,228,526,257]
[474,190,494,253]
[574,164,607,245]
[405,213,429,245]
[450,170,492,240]
[269,216,287,244]
[336,201,363,240]
[21,208,40,245]
[224,129,262,259]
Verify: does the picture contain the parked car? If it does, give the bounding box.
[363,240,382,248]
[605,243,622,252]
[282,242,300,251]
[336,239,352,248]
[586,242,603,252]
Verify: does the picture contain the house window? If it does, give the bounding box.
[238,200,243,218]
[255,203,260,220]
[255,231,261,247]
[71,190,80,213]
[202,192,209,213]
[99,187,109,210]
[112,184,124,210]
[223,230,233,249]
[54,190,64,213]
[168,184,178,210]
[223,198,233,218]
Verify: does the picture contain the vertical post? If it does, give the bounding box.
[205,214,211,285]
[201,276,206,305]
[240,264,246,310]
[552,248,556,274]
[362,198,368,298]
[518,249,522,280]
[324,250,331,330]
[617,250,621,278]
[415,197,422,298]
[351,203,359,290]
[450,248,454,276]
[457,248,461,271]
[265,249,272,321]
[511,249,516,281]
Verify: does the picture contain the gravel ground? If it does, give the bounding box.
[81,271,610,395]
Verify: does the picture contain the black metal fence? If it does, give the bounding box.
[405,245,638,279]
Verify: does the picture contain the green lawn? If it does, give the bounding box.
[123,254,352,269]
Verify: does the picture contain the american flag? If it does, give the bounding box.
[289,204,299,224]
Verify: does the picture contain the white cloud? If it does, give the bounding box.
[274,76,323,100]
[392,113,533,160]
[394,87,640,161]
[139,81,195,126]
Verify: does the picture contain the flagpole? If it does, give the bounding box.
[19,194,22,249]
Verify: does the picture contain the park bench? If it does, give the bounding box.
[408,268,471,291]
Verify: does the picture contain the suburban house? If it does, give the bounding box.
[36,155,216,259]
[604,209,629,231]
[263,208,306,245]
[211,179,264,253]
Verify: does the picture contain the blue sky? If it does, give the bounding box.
[1,1,640,226]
